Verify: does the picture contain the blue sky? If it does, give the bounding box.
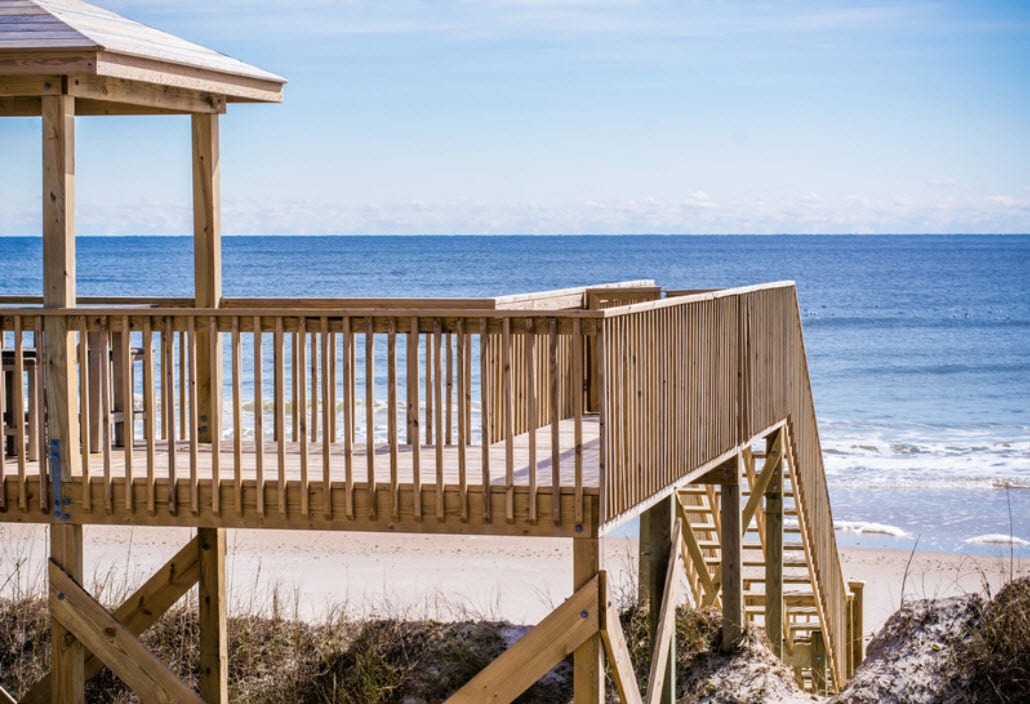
[1,0,1029,234]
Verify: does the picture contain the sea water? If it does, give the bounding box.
[1,234,1026,556]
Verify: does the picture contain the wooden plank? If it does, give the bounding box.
[641,497,675,704]
[549,320,560,525]
[388,319,399,519]
[49,561,204,704]
[162,319,177,514]
[297,320,309,518]
[502,317,514,522]
[143,319,156,514]
[274,318,286,517]
[120,319,134,511]
[208,318,221,515]
[525,318,537,523]
[445,575,599,704]
[599,571,643,704]
[433,319,444,519]
[68,75,225,114]
[21,537,201,704]
[573,318,584,523]
[573,538,603,704]
[232,318,243,515]
[321,317,332,518]
[455,319,468,520]
[645,518,682,704]
[365,317,376,519]
[409,318,422,520]
[13,317,27,510]
[741,429,782,533]
[186,317,199,514]
[42,90,84,704]
[765,440,784,659]
[198,528,227,704]
[343,317,354,518]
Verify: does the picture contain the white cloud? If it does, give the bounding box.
[928,178,957,187]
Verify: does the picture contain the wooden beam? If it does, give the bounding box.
[676,499,719,607]
[848,580,865,675]
[645,519,682,704]
[444,575,600,703]
[42,91,85,704]
[573,538,604,704]
[198,528,228,703]
[811,629,827,694]
[0,684,15,704]
[640,496,675,704]
[48,561,204,704]
[598,572,642,704]
[720,457,743,653]
[740,429,782,532]
[21,537,201,704]
[69,76,226,114]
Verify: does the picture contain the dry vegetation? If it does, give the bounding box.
[2,578,1027,703]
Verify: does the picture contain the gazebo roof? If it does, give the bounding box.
[0,0,285,113]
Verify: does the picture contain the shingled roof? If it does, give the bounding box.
[0,0,285,107]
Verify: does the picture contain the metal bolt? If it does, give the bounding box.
[63,512,71,520]
[575,524,583,533]
[57,592,65,600]
[580,610,589,619]
[64,497,72,505]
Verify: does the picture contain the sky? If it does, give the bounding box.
[1,0,1029,235]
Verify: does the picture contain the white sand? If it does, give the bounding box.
[2,524,1026,637]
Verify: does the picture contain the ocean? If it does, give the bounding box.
[1,234,1027,556]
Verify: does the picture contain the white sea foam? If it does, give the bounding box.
[963,534,1030,547]
[834,521,912,538]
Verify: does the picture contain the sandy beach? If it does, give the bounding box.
[2,524,1025,642]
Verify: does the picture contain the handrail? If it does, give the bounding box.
[596,282,848,687]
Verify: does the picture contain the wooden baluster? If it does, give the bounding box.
[290,331,299,443]
[342,316,354,518]
[525,318,537,523]
[502,317,514,522]
[478,319,492,522]
[187,317,199,515]
[409,319,422,521]
[424,328,433,446]
[209,317,221,515]
[549,319,560,525]
[32,317,44,472]
[0,325,6,512]
[163,318,177,514]
[456,319,467,521]
[298,318,309,518]
[99,321,112,512]
[321,317,332,518]
[573,318,584,524]
[76,319,91,513]
[433,319,444,519]
[388,318,399,519]
[253,317,265,516]
[365,317,376,519]
[13,317,26,511]
[310,322,318,443]
[121,317,133,512]
[143,319,155,515]
[274,317,286,517]
[178,331,187,442]
[445,332,453,446]
[232,317,243,516]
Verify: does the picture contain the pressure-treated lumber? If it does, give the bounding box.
[444,575,600,703]
[598,571,642,704]
[22,537,201,704]
[198,528,228,703]
[848,580,865,674]
[765,430,785,658]
[573,538,604,704]
[645,519,682,704]
[192,113,221,446]
[48,561,204,704]
[42,91,84,704]
[640,496,675,704]
[720,460,743,652]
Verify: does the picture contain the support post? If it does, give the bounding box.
[811,629,827,694]
[193,113,228,704]
[573,537,603,704]
[198,528,228,703]
[640,496,675,703]
[848,580,864,674]
[720,459,743,653]
[42,93,84,704]
[765,435,784,659]
[192,112,222,445]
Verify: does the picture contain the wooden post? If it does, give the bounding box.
[848,580,864,674]
[198,528,227,702]
[720,458,743,653]
[192,113,228,703]
[192,112,221,445]
[42,93,85,704]
[573,537,603,704]
[765,437,784,659]
[811,629,827,694]
[639,496,675,704]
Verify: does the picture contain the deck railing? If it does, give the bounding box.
[597,282,848,685]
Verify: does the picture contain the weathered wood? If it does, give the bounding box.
[48,561,204,704]
[198,528,228,703]
[445,575,599,704]
[848,580,864,674]
[765,434,784,659]
[573,538,603,704]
